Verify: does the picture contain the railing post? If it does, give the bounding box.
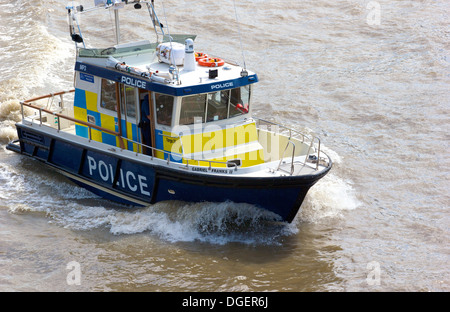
[316,138,321,170]
[290,141,295,175]
[277,140,295,175]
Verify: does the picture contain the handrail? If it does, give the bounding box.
[252,117,306,142]
[19,90,238,172]
[277,140,296,175]
[21,98,120,137]
[253,116,322,170]
[303,136,321,170]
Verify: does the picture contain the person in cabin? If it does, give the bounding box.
[139,93,152,155]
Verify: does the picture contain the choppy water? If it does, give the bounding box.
[0,0,448,292]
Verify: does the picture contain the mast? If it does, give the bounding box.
[114,8,120,45]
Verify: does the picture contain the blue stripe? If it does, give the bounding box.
[75,124,88,138]
[74,88,86,109]
[102,132,116,146]
[75,62,258,96]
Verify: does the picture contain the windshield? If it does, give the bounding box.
[179,86,251,125]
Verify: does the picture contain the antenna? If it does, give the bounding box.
[233,0,247,76]
[160,0,180,84]
[114,8,120,45]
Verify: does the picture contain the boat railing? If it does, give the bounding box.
[19,91,238,172]
[252,117,322,171]
[120,135,239,171]
[277,140,296,175]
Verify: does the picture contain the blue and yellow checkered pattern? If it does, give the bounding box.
[74,88,264,168]
[74,88,140,152]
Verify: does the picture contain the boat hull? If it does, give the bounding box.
[7,123,330,223]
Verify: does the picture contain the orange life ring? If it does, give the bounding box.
[198,57,225,67]
[195,52,208,61]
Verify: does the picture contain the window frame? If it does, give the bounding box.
[178,93,208,126]
[154,92,176,128]
[176,85,252,126]
[98,78,119,116]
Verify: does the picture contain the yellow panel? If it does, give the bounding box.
[155,150,165,160]
[239,150,264,167]
[180,122,259,155]
[243,123,258,141]
[125,122,136,152]
[86,91,98,112]
[126,122,133,139]
[91,128,102,142]
[116,136,128,150]
[163,131,182,155]
[100,113,115,131]
[74,106,87,124]
[127,122,137,152]
[157,122,263,168]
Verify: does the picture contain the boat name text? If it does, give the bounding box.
[191,167,234,174]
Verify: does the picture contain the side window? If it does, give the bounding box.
[155,93,174,126]
[207,91,229,122]
[229,85,250,118]
[179,94,207,125]
[122,86,136,118]
[100,79,117,111]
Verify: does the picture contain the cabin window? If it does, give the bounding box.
[207,91,229,122]
[120,85,137,118]
[229,85,250,118]
[179,94,207,125]
[155,93,174,126]
[100,79,117,111]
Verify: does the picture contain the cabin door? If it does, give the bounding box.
[137,89,155,155]
[117,84,140,152]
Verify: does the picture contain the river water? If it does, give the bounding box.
[0,0,448,292]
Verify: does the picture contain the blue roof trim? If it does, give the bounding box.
[75,62,258,96]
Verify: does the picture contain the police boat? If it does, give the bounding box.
[6,0,332,223]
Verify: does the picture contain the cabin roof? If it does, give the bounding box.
[75,39,258,97]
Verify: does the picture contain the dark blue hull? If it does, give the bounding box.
[7,124,331,222]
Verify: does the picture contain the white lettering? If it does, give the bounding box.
[366,261,381,286]
[98,160,109,181]
[85,156,151,196]
[120,168,125,188]
[211,82,234,90]
[126,171,137,191]
[109,164,114,183]
[66,261,81,286]
[227,296,268,309]
[138,175,150,196]
[87,156,97,175]
[366,1,381,26]
[121,76,147,89]
[182,296,216,310]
